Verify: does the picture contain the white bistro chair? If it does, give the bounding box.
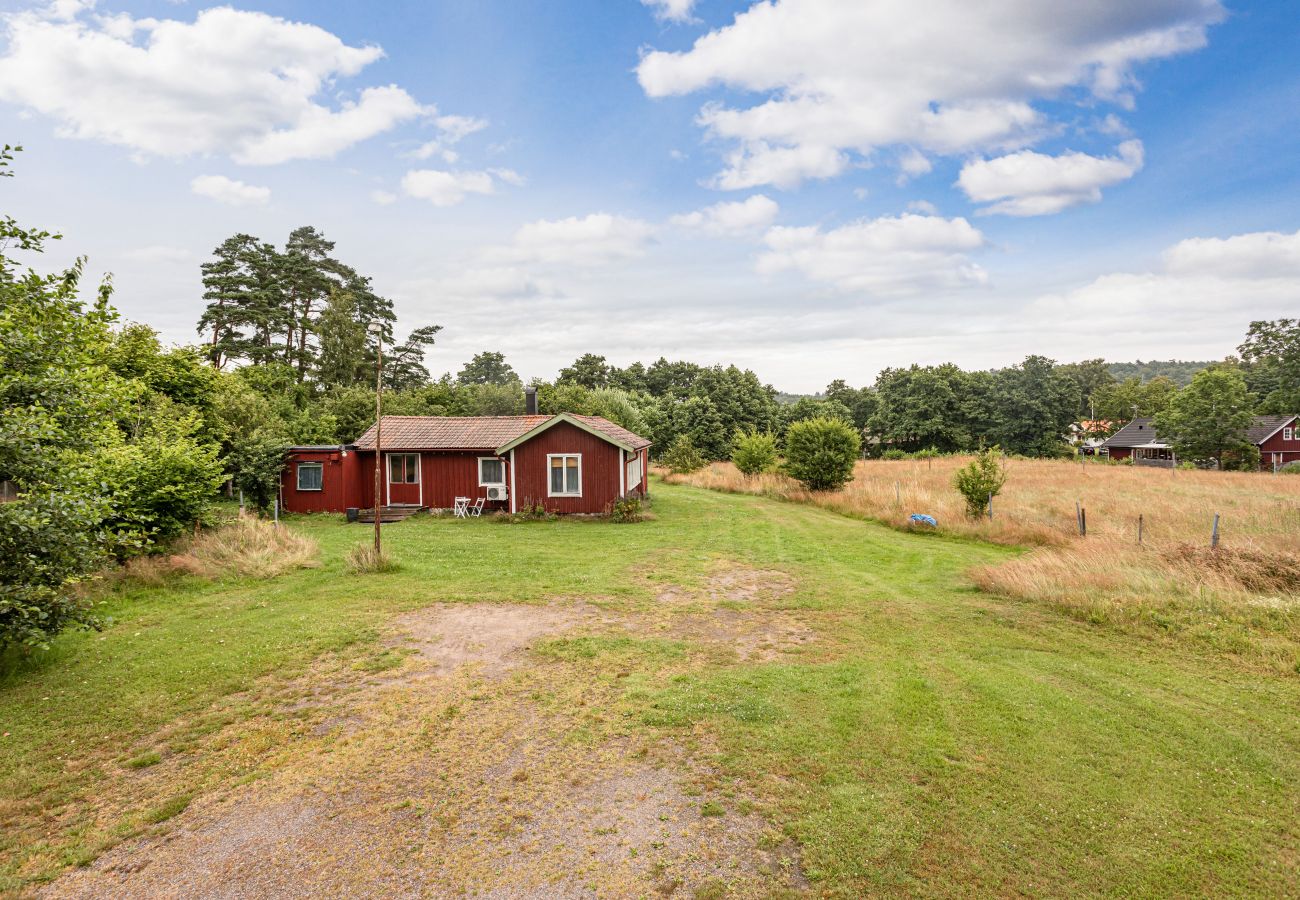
[453,497,470,518]
[469,497,485,517]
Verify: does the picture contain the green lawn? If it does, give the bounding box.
[2,480,1298,895]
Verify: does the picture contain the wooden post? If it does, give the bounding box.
[1137,514,1143,545]
[1211,513,1220,550]
[273,496,279,528]
[239,489,245,515]
[1081,507,1086,536]
[373,333,384,555]
[1075,501,1082,536]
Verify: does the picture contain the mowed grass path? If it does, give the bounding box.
[2,480,1299,896]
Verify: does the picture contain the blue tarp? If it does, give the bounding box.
[909,514,937,527]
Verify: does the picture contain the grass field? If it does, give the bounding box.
[2,480,1299,896]
[669,459,1300,672]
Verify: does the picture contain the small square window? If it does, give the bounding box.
[1286,427,1295,442]
[297,462,323,491]
[548,454,581,496]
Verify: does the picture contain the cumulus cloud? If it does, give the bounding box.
[401,169,498,206]
[370,190,398,205]
[641,0,696,23]
[670,195,779,236]
[757,213,987,294]
[502,214,657,267]
[958,140,1144,216]
[0,3,429,163]
[1163,229,1300,279]
[638,0,1221,189]
[190,174,270,206]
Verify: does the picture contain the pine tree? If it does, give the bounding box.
[197,234,286,368]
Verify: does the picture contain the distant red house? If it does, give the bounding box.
[1100,415,1300,469]
[280,413,652,516]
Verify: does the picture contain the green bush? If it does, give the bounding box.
[731,429,777,476]
[953,447,1008,518]
[783,418,861,491]
[608,495,645,523]
[1280,461,1300,475]
[663,434,706,474]
[881,448,908,460]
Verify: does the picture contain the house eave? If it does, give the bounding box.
[495,412,636,455]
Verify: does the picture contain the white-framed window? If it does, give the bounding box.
[478,456,506,486]
[388,453,419,484]
[547,453,581,497]
[1286,427,1295,442]
[296,462,323,491]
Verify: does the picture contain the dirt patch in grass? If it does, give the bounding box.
[42,594,807,898]
[391,601,610,677]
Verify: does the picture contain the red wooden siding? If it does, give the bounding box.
[512,420,624,514]
[280,448,359,513]
[1259,419,1300,469]
[415,451,510,510]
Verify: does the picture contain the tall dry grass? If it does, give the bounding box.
[120,514,319,585]
[666,458,1300,671]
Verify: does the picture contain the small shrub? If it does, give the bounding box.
[783,417,861,491]
[953,447,1008,518]
[731,429,778,476]
[608,495,646,523]
[1281,461,1300,475]
[663,434,706,474]
[495,501,556,524]
[346,543,401,574]
[880,448,907,460]
[699,800,726,818]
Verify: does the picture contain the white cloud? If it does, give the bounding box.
[906,200,938,215]
[711,141,847,190]
[409,114,490,162]
[670,195,779,236]
[489,168,526,187]
[370,189,398,205]
[1163,229,1300,279]
[190,174,270,206]
[958,140,1144,216]
[1025,228,1300,345]
[503,213,657,267]
[757,213,987,294]
[0,3,429,163]
[401,169,497,206]
[641,0,697,23]
[638,0,1221,190]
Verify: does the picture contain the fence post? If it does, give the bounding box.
[1211,512,1219,550]
[239,489,245,515]
[1075,501,1082,536]
[1137,513,1143,545]
[273,496,279,528]
[1081,506,1086,536]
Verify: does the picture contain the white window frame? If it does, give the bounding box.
[1286,427,1294,442]
[296,462,324,492]
[547,453,582,498]
[478,456,506,487]
[388,452,420,485]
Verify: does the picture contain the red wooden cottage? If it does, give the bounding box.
[280,412,651,516]
[1100,414,1300,470]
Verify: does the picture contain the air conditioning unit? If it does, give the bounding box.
[486,485,508,501]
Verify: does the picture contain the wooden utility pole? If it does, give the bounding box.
[373,330,384,554]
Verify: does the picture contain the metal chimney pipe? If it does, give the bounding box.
[525,386,538,415]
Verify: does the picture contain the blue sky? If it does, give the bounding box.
[0,0,1297,391]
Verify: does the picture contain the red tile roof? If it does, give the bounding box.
[352,414,651,452]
